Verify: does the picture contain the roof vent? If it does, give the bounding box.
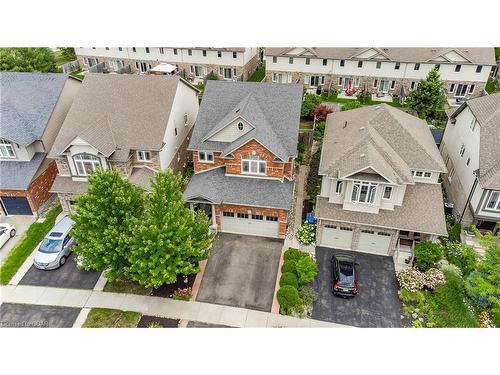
[235,108,240,113]
[359,126,365,131]
[343,121,348,128]
[360,153,366,159]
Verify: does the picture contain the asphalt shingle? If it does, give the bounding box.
[0,152,46,189]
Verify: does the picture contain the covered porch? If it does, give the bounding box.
[393,231,438,272]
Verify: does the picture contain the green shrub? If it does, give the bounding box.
[340,100,362,111]
[445,241,478,276]
[281,260,297,274]
[297,142,306,153]
[284,248,302,262]
[448,223,462,242]
[279,272,299,288]
[465,270,492,309]
[313,121,326,140]
[399,289,425,303]
[305,146,322,197]
[277,285,301,315]
[296,255,317,285]
[414,241,444,271]
[301,93,323,117]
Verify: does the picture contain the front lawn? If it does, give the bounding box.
[322,92,403,108]
[54,49,73,67]
[82,308,141,328]
[70,70,85,80]
[103,279,152,295]
[0,205,62,285]
[247,62,266,82]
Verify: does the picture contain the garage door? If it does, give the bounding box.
[320,225,353,249]
[220,212,280,237]
[1,197,33,215]
[357,230,392,255]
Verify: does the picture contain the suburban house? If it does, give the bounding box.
[440,92,500,234]
[75,47,259,83]
[263,48,495,102]
[48,73,199,214]
[0,72,80,216]
[315,105,448,263]
[184,81,303,238]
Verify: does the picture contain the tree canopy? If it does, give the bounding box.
[0,48,57,73]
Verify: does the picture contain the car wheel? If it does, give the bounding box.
[59,256,67,267]
[10,229,16,237]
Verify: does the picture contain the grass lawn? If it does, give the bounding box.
[54,49,74,67]
[103,279,152,295]
[70,71,85,80]
[486,79,499,94]
[299,122,313,130]
[0,205,62,285]
[83,308,141,328]
[247,62,266,82]
[322,92,403,108]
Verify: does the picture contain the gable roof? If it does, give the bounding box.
[0,72,68,145]
[320,105,446,183]
[264,47,496,65]
[50,73,185,157]
[189,81,302,161]
[451,92,500,189]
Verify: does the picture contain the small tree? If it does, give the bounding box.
[311,105,332,121]
[301,93,323,117]
[0,48,57,72]
[414,241,444,271]
[57,47,76,61]
[71,169,144,280]
[126,170,212,288]
[206,71,219,80]
[340,100,362,111]
[296,255,317,285]
[405,69,447,125]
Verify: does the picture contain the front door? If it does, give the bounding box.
[343,77,353,90]
[378,79,390,93]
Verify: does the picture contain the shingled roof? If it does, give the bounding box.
[0,72,68,145]
[188,81,303,161]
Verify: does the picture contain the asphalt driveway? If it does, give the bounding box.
[312,247,402,328]
[0,215,36,263]
[196,233,282,312]
[19,252,101,290]
[0,303,80,328]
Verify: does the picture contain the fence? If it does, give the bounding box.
[62,60,80,74]
[298,131,313,150]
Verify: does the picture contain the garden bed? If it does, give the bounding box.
[103,279,152,295]
[150,272,196,298]
[137,315,180,328]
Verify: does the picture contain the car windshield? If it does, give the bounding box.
[338,261,354,286]
[39,238,63,253]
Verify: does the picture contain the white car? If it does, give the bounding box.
[0,223,16,249]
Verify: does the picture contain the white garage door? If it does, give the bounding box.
[357,230,392,255]
[220,212,280,237]
[320,225,353,249]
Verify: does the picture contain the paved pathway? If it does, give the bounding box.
[0,285,350,328]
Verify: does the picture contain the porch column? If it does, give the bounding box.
[211,204,217,227]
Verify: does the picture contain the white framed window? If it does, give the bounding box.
[272,56,277,63]
[466,157,471,166]
[223,211,234,217]
[390,80,396,89]
[217,51,222,58]
[73,153,101,176]
[188,49,192,56]
[304,75,310,85]
[237,212,249,219]
[410,81,417,90]
[449,83,455,93]
[338,77,343,86]
[455,65,461,72]
[448,166,456,181]
[159,47,164,54]
[173,48,178,55]
[335,180,343,194]
[191,65,206,77]
[198,151,214,163]
[289,57,293,64]
[351,181,377,204]
[174,127,178,137]
[242,154,266,175]
[221,67,233,79]
[469,84,475,94]
[476,65,483,73]
[266,216,278,222]
[353,78,360,87]
[435,64,440,71]
[252,214,264,220]
[137,150,151,162]
[233,52,237,58]
[340,60,345,67]
[486,191,500,211]
[414,63,420,70]
[424,172,432,178]
[395,62,400,70]
[202,50,207,57]
[376,61,381,69]
[322,59,327,66]
[0,139,16,158]
[305,58,310,65]
[145,47,150,53]
[383,186,392,200]
[459,144,466,157]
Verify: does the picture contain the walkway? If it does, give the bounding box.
[0,285,349,328]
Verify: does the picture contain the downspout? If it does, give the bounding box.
[459,169,479,224]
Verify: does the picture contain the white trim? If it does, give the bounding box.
[198,150,214,163]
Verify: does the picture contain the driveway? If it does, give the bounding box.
[0,303,80,328]
[0,215,36,263]
[312,247,402,328]
[196,233,282,312]
[19,252,101,290]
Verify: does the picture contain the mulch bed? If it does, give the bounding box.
[137,315,180,328]
[150,273,197,298]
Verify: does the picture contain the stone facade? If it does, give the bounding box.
[214,203,289,236]
[55,158,71,176]
[57,192,75,214]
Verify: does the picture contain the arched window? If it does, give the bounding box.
[237,122,244,131]
[242,154,266,175]
[73,153,101,176]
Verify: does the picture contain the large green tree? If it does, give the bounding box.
[0,48,57,72]
[126,170,212,288]
[57,47,76,61]
[405,69,447,126]
[70,169,144,281]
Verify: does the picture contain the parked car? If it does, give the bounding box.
[331,253,359,297]
[0,223,16,249]
[33,216,76,270]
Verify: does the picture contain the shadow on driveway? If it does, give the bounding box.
[312,247,402,328]
[196,233,282,312]
[19,252,101,290]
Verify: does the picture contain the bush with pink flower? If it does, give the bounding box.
[396,268,425,292]
[423,268,446,290]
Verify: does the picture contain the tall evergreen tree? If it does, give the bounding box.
[70,169,144,281]
[406,69,447,125]
[0,48,57,72]
[126,170,212,288]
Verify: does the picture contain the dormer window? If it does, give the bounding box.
[0,139,16,158]
[137,150,151,162]
[351,181,377,204]
[237,122,244,131]
[73,153,101,176]
[242,155,266,175]
[198,151,214,163]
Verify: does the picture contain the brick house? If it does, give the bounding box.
[184,81,303,238]
[48,73,199,214]
[0,73,81,216]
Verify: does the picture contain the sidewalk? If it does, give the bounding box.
[0,285,350,328]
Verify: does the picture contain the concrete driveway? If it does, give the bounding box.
[196,233,282,312]
[0,303,80,328]
[19,252,101,290]
[0,215,36,263]
[312,247,402,328]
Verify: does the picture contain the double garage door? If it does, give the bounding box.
[1,197,33,215]
[320,224,392,255]
[220,212,280,237]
